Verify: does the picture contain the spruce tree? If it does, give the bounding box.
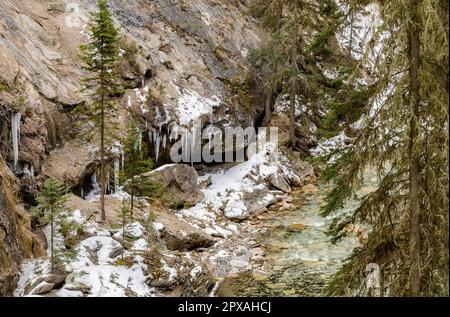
[76,0,121,222]
[250,0,343,153]
[120,119,154,216]
[33,179,68,273]
[322,0,449,296]
[249,0,284,125]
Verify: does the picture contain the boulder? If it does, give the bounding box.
[29,281,54,295]
[25,273,66,295]
[143,249,215,296]
[269,169,292,193]
[42,140,97,189]
[155,212,215,251]
[64,282,92,295]
[124,164,203,208]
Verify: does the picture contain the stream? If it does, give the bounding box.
[218,171,378,297]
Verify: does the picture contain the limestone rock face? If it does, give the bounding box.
[0,0,263,192]
[42,140,97,189]
[0,155,45,296]
[124,164,204,208]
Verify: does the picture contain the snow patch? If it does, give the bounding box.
[175,88,221,125]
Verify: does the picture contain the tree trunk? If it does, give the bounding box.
[349,11,354,58]
[100,61,106,222]
[408,1,421,297]
[289,92,296,148]
[50,210,54,274]
[122,212,125,261]
[131,148,135,216]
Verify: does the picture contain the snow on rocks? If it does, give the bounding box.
[311,131,353,162]
[175,88,221,125]
[178,141,308,226]
[113,222,145,240]
[14,259,51,297]
[13,206,217,297]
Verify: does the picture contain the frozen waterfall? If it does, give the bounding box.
[11,112,22,170]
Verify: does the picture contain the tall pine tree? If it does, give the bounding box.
[76,0,121,222]
[322,0,449,296]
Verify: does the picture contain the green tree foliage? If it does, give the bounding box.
[120,119,155,215]
[322,0,449,296]
[249,0,352,152]
[32,179,68,273]
[75,0,121,222]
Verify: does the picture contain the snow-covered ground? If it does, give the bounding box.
[14,210,157,297]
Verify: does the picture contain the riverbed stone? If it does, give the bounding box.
[301,184,319,193]
[289,223,307,232]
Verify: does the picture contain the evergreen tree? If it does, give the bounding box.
[32,179,68,273]
[249,0,343,153]
[120,119,154,216]
[249,0,284,125]
[76,0,121,222]
[322,0,449,296]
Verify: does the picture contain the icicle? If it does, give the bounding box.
[11,112,22,170]
[153,128,161,163]
[81,187,84,199]
[23,164,34,181]
[162,134,167,149]
[91,173,100,194]
[138,131,143,151]
[121,147,125,171]
[105,172,109,193]
[155,137,160,163]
